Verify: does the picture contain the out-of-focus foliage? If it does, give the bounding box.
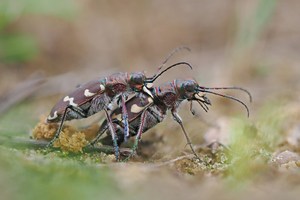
[0,0,77,63]
[0,34,37,62]
[226,101,284,184]
[0,103,36,136]
[234,0,278,51]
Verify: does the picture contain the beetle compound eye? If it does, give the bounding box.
[131,73,145,85]
[185,83,195,92]
[136,76,144,84]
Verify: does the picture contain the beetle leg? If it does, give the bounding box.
[103,108,120,161]
[123,109,148,161]
[89,120,109,146]
[134,109,147,149]
[47,105,87,148]
[90,117,135,146]
[171,109,202,162]
[96,120,137,147]
[121,94,130,142]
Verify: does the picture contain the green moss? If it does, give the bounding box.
[0,147,119,200]
[225,101,285,185]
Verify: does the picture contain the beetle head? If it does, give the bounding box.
[173,79,252,116]
[128,72,146,91]
[175,79,200,100]
[128,72,154,98]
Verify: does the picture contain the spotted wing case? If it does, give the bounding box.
[111,93,153,122]
[47,79,106,123]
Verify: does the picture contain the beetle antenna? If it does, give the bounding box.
[199,86,252,102]
[197,88,250,117]
[145,62,193,83]
[158,46,191,71]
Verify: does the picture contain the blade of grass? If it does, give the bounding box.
[234,0,278,52]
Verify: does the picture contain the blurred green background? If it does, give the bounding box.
[1,0,300,200]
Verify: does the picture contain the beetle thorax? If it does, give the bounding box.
[155,82,178,108]
[105,73,129,97]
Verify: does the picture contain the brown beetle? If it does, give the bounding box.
[46,47,193,160]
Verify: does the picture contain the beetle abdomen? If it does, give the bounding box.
[47,79,106,123]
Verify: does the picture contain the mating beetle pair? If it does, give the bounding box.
[46,47,252,160]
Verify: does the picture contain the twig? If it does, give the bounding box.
[0,73,45,116]
[0,136,198,167]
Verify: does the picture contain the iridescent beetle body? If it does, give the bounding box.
[45,47,194,160]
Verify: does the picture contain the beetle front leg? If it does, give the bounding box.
[47,105,87,148]
[121,94,130,142]
[171,108,202,162]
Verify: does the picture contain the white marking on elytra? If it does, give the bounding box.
[131,104,146,113]
[63,96,78,107]
[84,89,96,97]
[47,111,58,120]
[143,86,154,98]
[148,97,153,103]
[100,84,105,91]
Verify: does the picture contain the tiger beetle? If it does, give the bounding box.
[46,47,192,160]
[92,79,252,161]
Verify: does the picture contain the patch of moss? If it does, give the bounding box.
[0,146,119,200]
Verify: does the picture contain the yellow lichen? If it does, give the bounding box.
[53,130,88,153]
[31,117,99,153]
[32,121,59,140]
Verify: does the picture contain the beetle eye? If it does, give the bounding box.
[132,74,144,85]
[185,83,195,92]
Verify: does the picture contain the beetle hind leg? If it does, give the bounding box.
[47,105,87,148]
[123,109,148,161]
[103,108,120,161]
[89,121,109,146]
